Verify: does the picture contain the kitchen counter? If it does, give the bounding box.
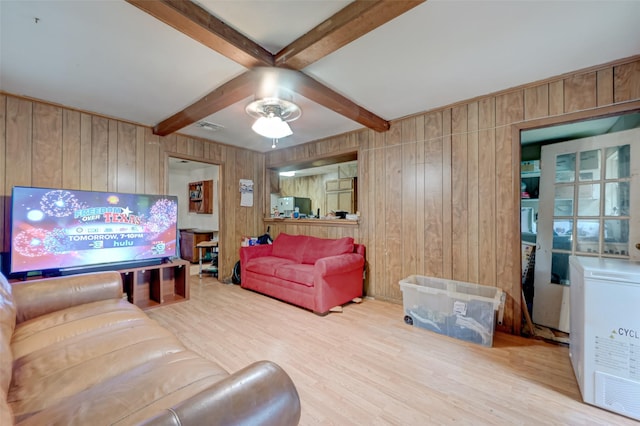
[264,218,358,227]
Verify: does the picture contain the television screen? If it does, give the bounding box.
[10,186,179,274]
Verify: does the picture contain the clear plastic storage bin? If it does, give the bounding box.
[399,275,505,347]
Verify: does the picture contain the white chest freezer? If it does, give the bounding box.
[569,256,640,421]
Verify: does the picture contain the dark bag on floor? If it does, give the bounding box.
[232,261,241,284]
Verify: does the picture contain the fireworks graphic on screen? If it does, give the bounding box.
[40,190,81,217]
[146,198,178,234]
[14,228,49,257]
[44,228,74,254]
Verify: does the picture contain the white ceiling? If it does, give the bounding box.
[2,1,639,153]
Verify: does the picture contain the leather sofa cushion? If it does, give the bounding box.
[15,351,229,425]
[245,256,295,276]
[301,236,354,265]
[274,264,315,287]
[11,298,150,359]
[0,273,16,424]
[8,297,230,423]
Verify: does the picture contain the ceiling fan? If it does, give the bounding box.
[125,0,425,140]
[245,96,302,147]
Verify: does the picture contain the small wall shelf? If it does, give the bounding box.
[188,180,213,214]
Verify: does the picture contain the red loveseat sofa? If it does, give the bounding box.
[240,233,365,315]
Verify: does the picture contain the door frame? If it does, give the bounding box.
[164,152,224,273]
[511,100,640,335]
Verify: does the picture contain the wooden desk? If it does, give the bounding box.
[180,229,214,263]
[196,240,218,278]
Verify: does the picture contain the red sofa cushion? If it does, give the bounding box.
[271,233,306,263]
[301,236,354,265]
[245,256,295,276]
[274,264,315,287]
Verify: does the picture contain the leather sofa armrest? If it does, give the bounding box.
[12,271,124,324]
[138,360,301,426]
[315,253,365,277]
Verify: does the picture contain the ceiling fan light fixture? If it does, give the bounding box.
[251,115,293,139]
[246,97,301,141]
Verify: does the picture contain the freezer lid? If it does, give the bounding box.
[570,256,640,284]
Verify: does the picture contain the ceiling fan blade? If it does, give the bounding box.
[126,0,273,68]
[153,70,257,136]
[276,0,425,70]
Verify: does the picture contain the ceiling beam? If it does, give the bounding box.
[130,0,395,135]
[153,71,257,136]
[287,71,389,132]
[275,0,425,70]
[126,0,273,68]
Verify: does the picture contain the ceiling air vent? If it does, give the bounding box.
[195,121,224,132]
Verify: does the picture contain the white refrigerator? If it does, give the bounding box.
[569,256,640,421]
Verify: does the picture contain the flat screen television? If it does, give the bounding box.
[10,186,179,275]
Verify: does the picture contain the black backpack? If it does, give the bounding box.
[232,261,241,284]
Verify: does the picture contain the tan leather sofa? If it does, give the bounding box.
[0,271,300,425]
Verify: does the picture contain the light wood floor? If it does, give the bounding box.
[147,277,636,425]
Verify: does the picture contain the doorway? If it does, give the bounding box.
[167,156,220,273]
[520,111,640,336]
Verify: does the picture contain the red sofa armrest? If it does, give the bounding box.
[239,245,274,280]
[315,253,365,277]
[240,245,273,264]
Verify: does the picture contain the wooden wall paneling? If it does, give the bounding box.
[451,105,468,282]
[384,123,403,301]
[32,103,62,188]
[564,72,597,113]
[414,115,425,275]
[597,68,614,106]
[372,130,386,298]
[144,128,160,194]
[90,117,108,191]
[423,111,443,278]
[193,138,204,159]
[254,151,265,234]
[467,102,479,284]
[135,126,146,193]
[62,110,81,189]
[0,95,6,252]
[107,120,118,191]
[614,60,640,103]
[355,130,369,292]
[117,121,137,193]
[401,118,417,280]
[80,113,93,190]
[477,98,496,286]
[360,130,373,295]
[441,109,452,279]
[175,135,191,156]
[6,97,33,190]
[549,80,564,116]
[524,84,549,120]
[494,90,524,333]
[235,148,249,242]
